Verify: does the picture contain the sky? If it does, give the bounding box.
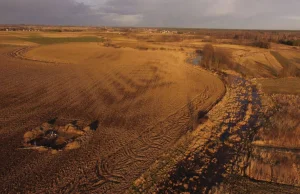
[1,0,300,29]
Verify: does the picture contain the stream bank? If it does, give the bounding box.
[127,65,266,193]
[128,55,300,193]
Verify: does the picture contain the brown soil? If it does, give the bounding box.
[0,43,224,193]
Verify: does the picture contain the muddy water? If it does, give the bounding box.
[192,55,202,65]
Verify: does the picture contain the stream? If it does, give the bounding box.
[156,59,263,193]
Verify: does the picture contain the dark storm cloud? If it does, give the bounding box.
[0,0,106,25]
[1,0,300,29]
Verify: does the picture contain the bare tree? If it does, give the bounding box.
[201,44,214,69]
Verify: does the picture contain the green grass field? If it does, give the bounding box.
[21,36,103,45]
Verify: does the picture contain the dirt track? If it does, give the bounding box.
[0,44,224,193]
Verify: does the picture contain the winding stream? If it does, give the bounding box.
[155,64,264,193]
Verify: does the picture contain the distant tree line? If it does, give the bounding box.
[278,39,300,46]
[187,30,300,48]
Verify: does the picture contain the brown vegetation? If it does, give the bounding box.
[251,41,271,49]
[247,85,300,187]
[270,51,300,77]
[246,146,300,186]
[258,78,300,94]
[200,44,234,70]
[254,94,300,148]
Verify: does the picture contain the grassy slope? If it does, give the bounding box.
[270,51,300,77]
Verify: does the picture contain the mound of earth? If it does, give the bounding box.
[22,118,98,152]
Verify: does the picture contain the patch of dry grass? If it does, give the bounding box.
[255,94,300,148]
[246,146,300,186]
[258,78,300,94]
[270,51,300,77]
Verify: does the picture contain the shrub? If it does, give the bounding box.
[279,39,300,47]
[200,44,233,70]
[252,41,271,49]
[201,44,214,69]
[136,46,148,51]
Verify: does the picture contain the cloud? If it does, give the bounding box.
[0,0,300,29]
[111,14,143,26]
[0,0,103,25]
[204,0,237,16]
[282,16,300,21]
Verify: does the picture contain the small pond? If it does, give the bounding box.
[192,55,202,65]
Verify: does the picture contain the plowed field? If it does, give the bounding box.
[0,42,224,193]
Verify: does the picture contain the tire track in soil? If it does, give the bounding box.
[0,46,224,193]
[155,74,263,194]
[59,86,214,193]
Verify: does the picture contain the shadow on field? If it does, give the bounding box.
[89,120,99,131]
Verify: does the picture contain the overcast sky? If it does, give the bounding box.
[1,0,300,29]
